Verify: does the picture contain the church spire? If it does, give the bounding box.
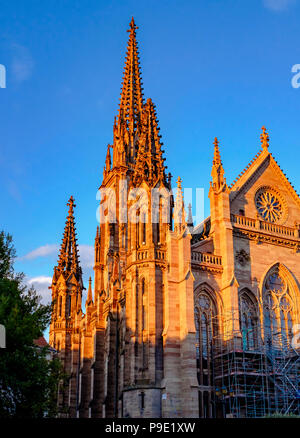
[110,19,169,181]
[117,17,144,138]
[56,196,82,281]
[211,137,226,191]
[132,98,167,186]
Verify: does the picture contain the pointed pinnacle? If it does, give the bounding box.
[213,137,221,166]
[67,195,76,215]
[128,16,138,32]
[117,17,144,137]
[57,196,81,278]
[187,203,193,227]
[86,276,93,306]
[173,176,186,228]
[175,176,184,210]
[105,145,111,170]
[260,126,269,150]
[177,176,182,190]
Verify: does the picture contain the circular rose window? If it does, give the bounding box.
[255,187,286,223]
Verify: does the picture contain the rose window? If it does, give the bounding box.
[255,189,283,223]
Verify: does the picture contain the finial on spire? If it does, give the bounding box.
[128,17,138,32]
[260,126,269,150]
[67,196,76,216]
[213,137,221,166]
[211,137,227,192]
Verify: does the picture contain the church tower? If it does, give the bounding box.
[94,17,174,417]
[49,196,84,416]
[50,18,199,418]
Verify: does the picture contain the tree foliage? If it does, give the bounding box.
[0,231,64,417]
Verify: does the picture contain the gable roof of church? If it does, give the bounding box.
[229,127,300,209]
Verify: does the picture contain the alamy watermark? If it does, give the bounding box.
[0,324,6,348]
[291,64,300,89]
[95,180,204,232]
[0,64,6,88]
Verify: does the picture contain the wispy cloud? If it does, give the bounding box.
[11,43,34,83]
[20,243,94,269]
[263,0,296,11]
[6,179,22,203]
[19,244,59,261]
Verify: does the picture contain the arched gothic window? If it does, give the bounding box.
[239,291,258,351]
[263,267,294,349]
[195,291,217,387]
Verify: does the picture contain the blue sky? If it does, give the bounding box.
[1,0,300,319]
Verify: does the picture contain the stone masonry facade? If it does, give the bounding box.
[49,19,300,418]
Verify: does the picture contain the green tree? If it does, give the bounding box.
[0,231,64,417]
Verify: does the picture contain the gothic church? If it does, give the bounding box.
[49,18,300,418]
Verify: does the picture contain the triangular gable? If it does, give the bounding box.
[230,149,300,210]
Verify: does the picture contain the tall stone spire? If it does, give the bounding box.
[110,18,169,183]
[116,17,144,140]
[211,137,226,191]
[56,196,82,282]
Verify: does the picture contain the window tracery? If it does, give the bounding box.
[255,187,287,223]
[263,268,293,347]
[239,291,258,350]
[195,291,217,386]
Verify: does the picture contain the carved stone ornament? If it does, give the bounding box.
[235,249,251,266]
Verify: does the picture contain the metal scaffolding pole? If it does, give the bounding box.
[211,311,300,417]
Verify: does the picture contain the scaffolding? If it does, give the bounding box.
[211,312,300,418]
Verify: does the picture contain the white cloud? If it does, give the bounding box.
[19,244,59,260]
[11,44,34,83]
[263,0,296,11]
[26,276,52,305]
[78,245,94,268]
[28,276,52,284]
[20,243,94,269]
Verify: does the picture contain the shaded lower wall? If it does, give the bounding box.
[122,388,162,418]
